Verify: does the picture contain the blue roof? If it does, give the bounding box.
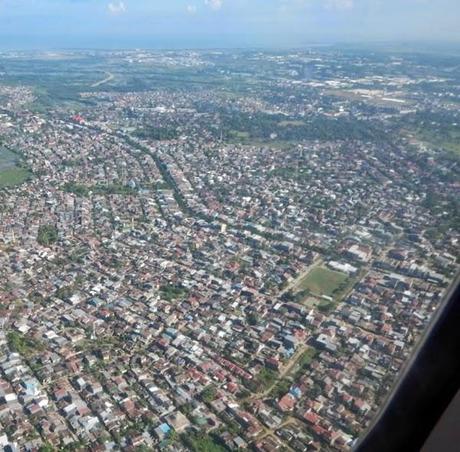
[159,423,171,433]
[290,387,302,398]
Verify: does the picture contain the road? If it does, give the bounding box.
[256,417,303,450]
[91,72,114,88]
[259,345,311,400]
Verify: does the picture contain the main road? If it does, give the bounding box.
[91,72,115,88]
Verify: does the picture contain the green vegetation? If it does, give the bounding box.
[298,266,350,299]
[228,130,250,140]
[37,224,59,246]
[63,182,89,196]
[133,126,179,141]
[246,312,259,326]
[0,167,30,188]
[416,127,460,155]
[54,284,75,300]
[317,302,336,313]
[272,378,292,399]
[159,284,188,301]
[404,110,460,156]
[94,183,137,195]
[297,347,317,368]
[181,432,229,452]
[7,331,44,357]
[270,348,318,397]
[222,111,387,143]
[0,148,30,188]
[63,182,137,196]
[58,440,88,452]
[269,166,310,182]
[244,367,277,392]
[200,385,217,403]
[256,367,277,390]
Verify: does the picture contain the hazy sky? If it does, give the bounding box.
[0,0,459,49]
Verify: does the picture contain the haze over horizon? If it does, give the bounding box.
[0,0,459,50]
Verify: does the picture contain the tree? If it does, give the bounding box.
[247,312,259,326]
[38,443,55,452]
[37,224,58,246]
[201,385,217,403]
[272,379,292,399]
[63,182,89,197]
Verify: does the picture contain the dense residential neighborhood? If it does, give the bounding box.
[0,48,459,451]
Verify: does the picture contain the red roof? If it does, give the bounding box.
[278,393,296,412]
[227,382,238,393]
[303,411,319,424]
[72,114,84,123]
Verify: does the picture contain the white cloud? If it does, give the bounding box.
[204,0,223,11]
[325,0,354,10]
[187,4,198,14]
[108,1,126,15]
[278,0,354,13]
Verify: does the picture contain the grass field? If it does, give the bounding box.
[0,167,30,188]
[408,127,460,156]
[421,132,460,155]
[228,130,250,139]
[298,266,350,299]
[0,148,30,188]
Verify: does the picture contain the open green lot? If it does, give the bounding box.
[228,129,250,140]
[298,266,350,299]
[0,167,30,188]
[0,148,30,188]
[405,123,460,157]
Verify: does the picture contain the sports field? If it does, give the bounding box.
[298,266,350,299]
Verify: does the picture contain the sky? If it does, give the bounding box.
[0,0,459,49]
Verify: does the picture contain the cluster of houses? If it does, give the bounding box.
[0,51,458,451]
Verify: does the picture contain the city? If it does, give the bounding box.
[0,48,459,451]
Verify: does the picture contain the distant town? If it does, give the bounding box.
[0,48,458,452]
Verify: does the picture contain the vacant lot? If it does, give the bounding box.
[405,125,460,156]
[298,266,349,299]
[0,167,30,188]
[0,149,30,188]
[420,129,460,155]
[227,129,251,141]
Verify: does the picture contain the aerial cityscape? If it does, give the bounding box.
[0,45,459,452]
